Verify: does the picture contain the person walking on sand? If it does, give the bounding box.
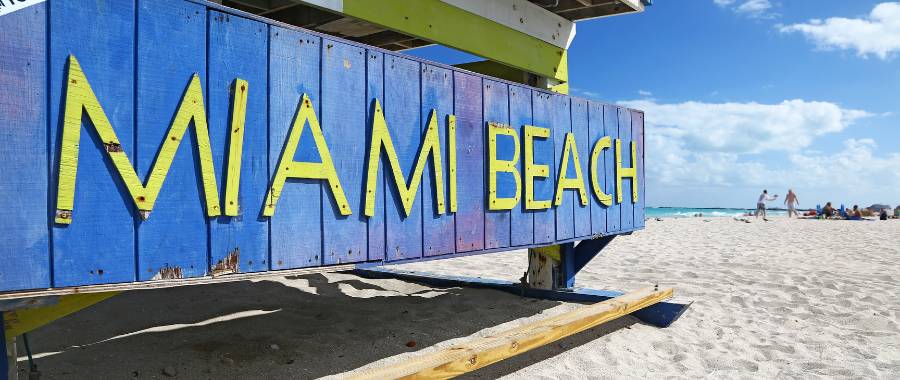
[784,189,800,218]
[756,189,778,221]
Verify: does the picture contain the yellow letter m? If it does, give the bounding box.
[54,55,220,224]
[363,99,447,218]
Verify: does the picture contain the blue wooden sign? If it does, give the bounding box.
[0,0,644,294]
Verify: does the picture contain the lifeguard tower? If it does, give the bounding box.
[0,0,688,377]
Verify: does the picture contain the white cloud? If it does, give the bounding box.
[714,0,777,19]
[616,98,900,206]
[780,2,900,59]
[570,87,601,99]
[619,99,870,155]
[637,89,653,97]
[736,0,773,18]
[788,139,900,189]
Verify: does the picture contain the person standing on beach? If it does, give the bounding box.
[756,189,778,221]
[784,189,800,218]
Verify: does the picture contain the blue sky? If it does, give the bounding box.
[409,1,900,209]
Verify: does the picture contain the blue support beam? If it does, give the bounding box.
[353,266,691,328]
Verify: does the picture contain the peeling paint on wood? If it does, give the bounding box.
[210,248,240,277]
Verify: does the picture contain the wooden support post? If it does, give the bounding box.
[526,237,616,290]
[526,242,574,289]
[2,315,13,380]
[342,286,674,379]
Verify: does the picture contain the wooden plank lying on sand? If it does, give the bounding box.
[344,285,674,380]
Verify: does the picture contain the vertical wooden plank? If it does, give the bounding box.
[452,72,484,253]
[604,105,621,233]
[588,102,607,236]
[268,27,322,269]
[571,99,591,238]
[384,55,422,261]
[531,92,555,244]
[208,11,269,273]
[136,0,208,280]
[0,3,50,290]
[632,110,646,228]
[618,108,634,230]
[483,80,510,250]
[50,0,136,286]
[366,50,386,261]
[421,64,455,257]
[552,94,574,241]
[321,39,367,264]
[508,85,533,247]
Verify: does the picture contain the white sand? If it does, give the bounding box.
[16,218,900,378]
[390,217,900,378]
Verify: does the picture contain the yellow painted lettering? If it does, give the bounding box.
[262,94,350,217]
[553,132,588,207]
[55,55,220,224]
[448,114,458,213]
[363,101,446,217]
[487,122,521,210]
[590,136,612,206]
[615,139,639,204]
[224,79,248,216]
[524,125,551,210]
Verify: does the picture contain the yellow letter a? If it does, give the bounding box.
[553,132,588,207]
[263,94,350,217]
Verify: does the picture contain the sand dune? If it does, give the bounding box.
[14,218,900,378]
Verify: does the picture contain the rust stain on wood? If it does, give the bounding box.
[211,248,240,277]
[103,141,123,152]
[152,266,183,280]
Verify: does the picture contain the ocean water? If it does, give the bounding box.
[646,207,787,218]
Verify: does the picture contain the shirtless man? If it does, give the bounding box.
[784,189,799,218]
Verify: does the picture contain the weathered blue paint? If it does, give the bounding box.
[552,94,574,240]
[571,99,592,238]
[483,80,512,249]
[588,102,608,236]
[136,0,208,280]
[365,51,387,261]
[322,38,367,265]
[49,0,136,287]
[532,93,556,243]
[0,3,50,291]
[208,11,269,274]
[633,110,646,229]
[509,85,534,247]
[604,105,621,233]
[452,72,484,253]
[384,55,423,261]
[0,0,645,295]
[268,27,322,270]
[618,108,635,230]
[421,64,455,257]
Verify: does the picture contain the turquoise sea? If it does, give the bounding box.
[646,207,787,218]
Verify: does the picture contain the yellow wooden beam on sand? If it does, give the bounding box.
[344,286,674,380]
[4,292,119,340]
